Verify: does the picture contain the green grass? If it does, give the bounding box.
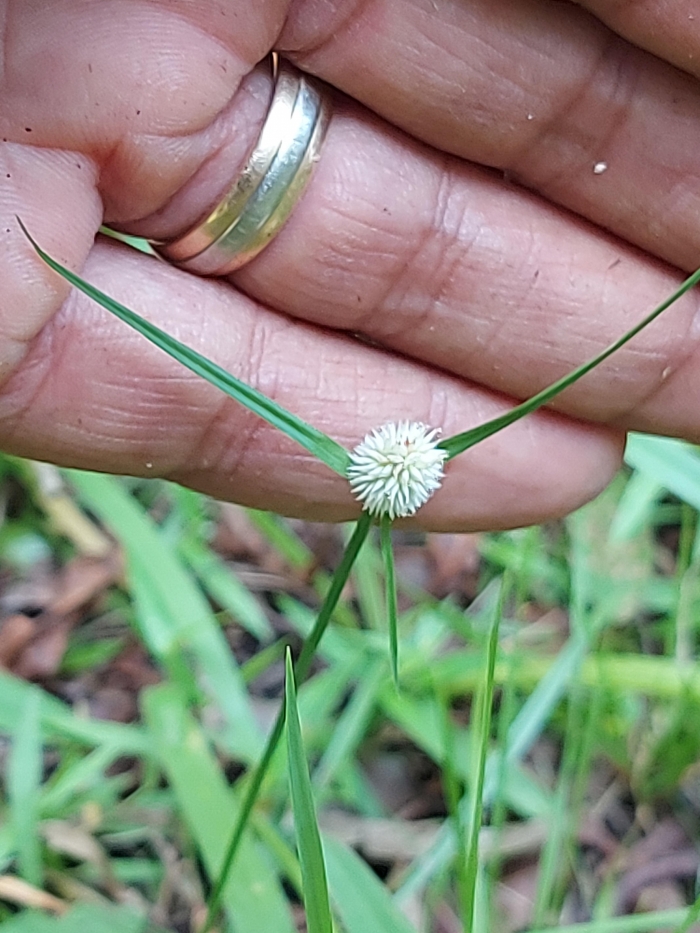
[2,455,700,931]
[2,232,700,931]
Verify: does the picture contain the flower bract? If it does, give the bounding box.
[347,421,448,520]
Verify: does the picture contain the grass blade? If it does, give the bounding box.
[143,684,295,933]
[8,690,43,886]
[178,534,272,641]
[294,512,373,682]
[673,894,700,933]
[20,221,350,476]
[379,516,399,683]
[202,512,372,932]
[624,434,700,512]
[0,670,148,754]
[67,470,263,761]
[322,834,418,933]
[0,903,152,933]
[463,589,501,930]
[313,658,385,794]
[284,650,333,933]
[438,682,469,926]
[526,910,694,933]
[440,267,700,458]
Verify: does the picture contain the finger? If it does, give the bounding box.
[0,0,622,529]
[573,1,700,80]
[4,2,692,460]
[2,238,623,531]
[130,93,700,444]
[0,0,277,374]
[0,143,102,376]
[10,0,694,444]
[0,0,279,219]
[278,0,700,271]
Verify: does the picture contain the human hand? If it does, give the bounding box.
[2,1,699,530]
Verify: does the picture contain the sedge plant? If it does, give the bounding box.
[19,219,700,933]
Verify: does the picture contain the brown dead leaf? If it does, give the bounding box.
[217,504,272,562]
[49,553,122,616]
[31,461,112,558]
[320,811,440,862]
[0,614,36,668]
[11,613,75,681]
[2,550,123,680]
[425,533,482,598]
[496,862,538,933]
[614,818,699,915]
[41,818,150,909]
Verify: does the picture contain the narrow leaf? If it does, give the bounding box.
[8,690,42,885]
[143,684,295,933]
[463,590,501,930]
[527,909,694,933]
[441,267,700,458]
[0,903,151,933]
[202,513,372,931]
[673,894,700,933]
[67,469,263,762]
[323,834,418,933]
[20,220,350,476]
[0,670,148,754]
[285,650,333,933]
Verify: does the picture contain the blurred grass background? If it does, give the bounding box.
[1,434,700,932]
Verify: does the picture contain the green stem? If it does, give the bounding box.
[463,588,502,930]
[200,513,372,933]
[441,266,700,458]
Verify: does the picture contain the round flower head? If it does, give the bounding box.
[347,421,448,520]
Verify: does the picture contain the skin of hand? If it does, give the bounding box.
[1,0,700,531]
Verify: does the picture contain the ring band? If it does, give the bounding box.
[150,54,331,276]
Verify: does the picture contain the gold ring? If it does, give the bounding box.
[150,53,331,275]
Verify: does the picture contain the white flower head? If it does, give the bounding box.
[347,421,448,520]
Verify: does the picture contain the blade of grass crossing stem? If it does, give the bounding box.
[463,588,502,932]
[380,516,399,683]
[20,221,349,476]
[0,903,152,933]
[294,513,372,681]
[527,910,697,933]
[0,670,149,754]
[8,690,42,886]
[143,684,295,933]
[673,894,700,933]
[322,834,418,933]
[624,434,700,513]
[533,680,592,926]
[313,658,385,794]
[202,513,372,933]
[285,650,334,933]
[440,267,700,459]
[67,470,263,761]
[437,680,469,927]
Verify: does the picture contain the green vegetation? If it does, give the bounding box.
[1,237,700,931]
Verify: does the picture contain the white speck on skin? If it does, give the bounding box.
[527,113,534,120]
[145,462,153,469]
[661,366,672,380]
[593,161,608,174]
